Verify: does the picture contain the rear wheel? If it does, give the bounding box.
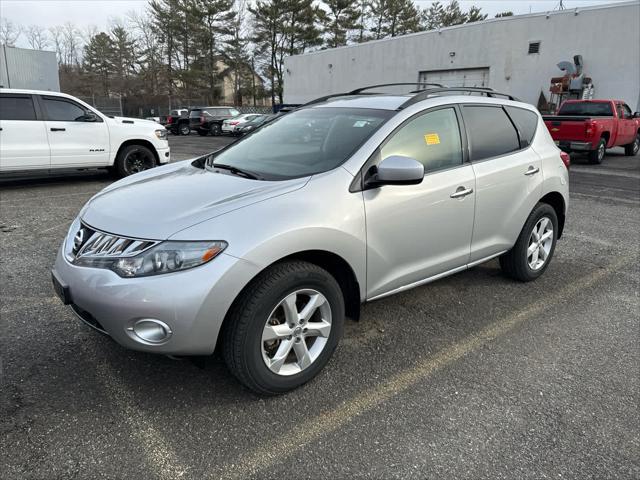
[179,124,190,136]
[222,261,344,395]
[500,203,558,282]
[114,144,156,178]
[210,123,222,136]
[588,138,606,164]
[624,133,639,156]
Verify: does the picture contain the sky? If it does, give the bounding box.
[0,0,630,46]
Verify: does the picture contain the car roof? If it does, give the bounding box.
[310,93,535,112]
[0,88,70,97]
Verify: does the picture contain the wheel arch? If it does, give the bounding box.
[539,191,566,238]
[114,139,159,166]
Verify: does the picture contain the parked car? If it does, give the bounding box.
[0,88,170,177]
[165,108,190,135]
[543,99,640,164]
[52,86,569,395]
[235,114,275,135]
[221,113,263,134]
[190,106,241,136]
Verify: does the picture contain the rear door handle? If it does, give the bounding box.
[50,128,66,132]
[524,166,540,176]
[450,186,474,199]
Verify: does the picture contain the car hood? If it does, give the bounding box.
[81,161,309,239]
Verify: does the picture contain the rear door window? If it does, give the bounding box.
[505,107,539,148]
[0,94,37,120]
[463,106,520,161]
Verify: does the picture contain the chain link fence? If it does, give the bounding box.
[78,96,123,117]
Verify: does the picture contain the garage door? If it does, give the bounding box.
[418,68,490,88]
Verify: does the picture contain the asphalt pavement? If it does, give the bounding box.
[1,134,638,479]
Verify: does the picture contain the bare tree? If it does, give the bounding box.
[49,25,64,63]
[0,18,21,46]
[25,25,49,50]
[61,22,81,66]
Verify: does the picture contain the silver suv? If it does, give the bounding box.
[53,86,569,394]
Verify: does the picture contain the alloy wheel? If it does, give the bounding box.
[261,289,332,376]
[527,216,553,270]
[124,148,154,174]
[598,142,605,161]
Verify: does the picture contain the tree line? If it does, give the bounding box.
[1,1,512,111]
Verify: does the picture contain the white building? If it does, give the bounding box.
[284,1,640,110]
[0,45,60,92]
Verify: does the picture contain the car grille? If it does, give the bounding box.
[66,222,159,261]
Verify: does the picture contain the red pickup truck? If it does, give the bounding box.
[543,100,640,164]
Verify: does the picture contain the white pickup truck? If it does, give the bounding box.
[0,89,170,177]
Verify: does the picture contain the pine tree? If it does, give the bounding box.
[83,32,114,96]
[466,6,488,23]
[109,25,138,96]
[320,0,360,48]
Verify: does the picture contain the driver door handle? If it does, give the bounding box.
[50,128,66,132]
[524,166,540,176]
[450,186,474,199]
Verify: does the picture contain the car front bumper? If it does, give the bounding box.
[157,146,171,164]
[52,245,260,355]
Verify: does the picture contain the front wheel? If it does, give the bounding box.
[588,138,606,164]
[179,124,190,136]
[500,203,558,282]
[222,261,344,395]
[624,134,639,156]
[114,144,156,178]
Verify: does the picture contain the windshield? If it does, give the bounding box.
[207,107,392,180]
[558,102,613,116]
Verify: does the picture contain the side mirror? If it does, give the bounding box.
[367,155,424,187]
[634,112,640,118]
[79,111,98,122]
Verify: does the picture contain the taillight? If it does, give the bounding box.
[230,121,239,125]
[585,120,595,138]
[200,115,205,123]
[560,151,570,169]
[167,116,173,124]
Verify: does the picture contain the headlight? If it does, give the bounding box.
[74,241,227,277]
[155,129,168,140]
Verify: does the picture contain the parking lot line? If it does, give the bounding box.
[95,359,188,479]
[215,254,632,480]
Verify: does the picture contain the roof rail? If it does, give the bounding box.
[303,82,447,107]
[400,87,520,109]
[348,82,445,94]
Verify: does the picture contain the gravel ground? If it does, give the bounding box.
[0,134,638,480]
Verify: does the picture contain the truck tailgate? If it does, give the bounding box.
[543,116,591,141]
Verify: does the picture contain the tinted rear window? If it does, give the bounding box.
[505,107,539,148]
[463,106,520,161]
[0,94,37,120]
[558,102,613,116]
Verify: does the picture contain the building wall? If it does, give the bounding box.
[284,1,640,110]
[0,45,60,92]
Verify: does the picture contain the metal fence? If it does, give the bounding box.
[78,95,123,117]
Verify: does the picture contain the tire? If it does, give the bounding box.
[210,123,222,136]
[588,138,606,164]
[222,261,344,395]
[179,124,190,136]
[623,133,639,156]
[500,203,558,282]
[114,144,156,178]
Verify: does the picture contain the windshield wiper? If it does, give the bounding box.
[212,163,262,180]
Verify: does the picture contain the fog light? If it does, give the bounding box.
[129,319,172,344]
